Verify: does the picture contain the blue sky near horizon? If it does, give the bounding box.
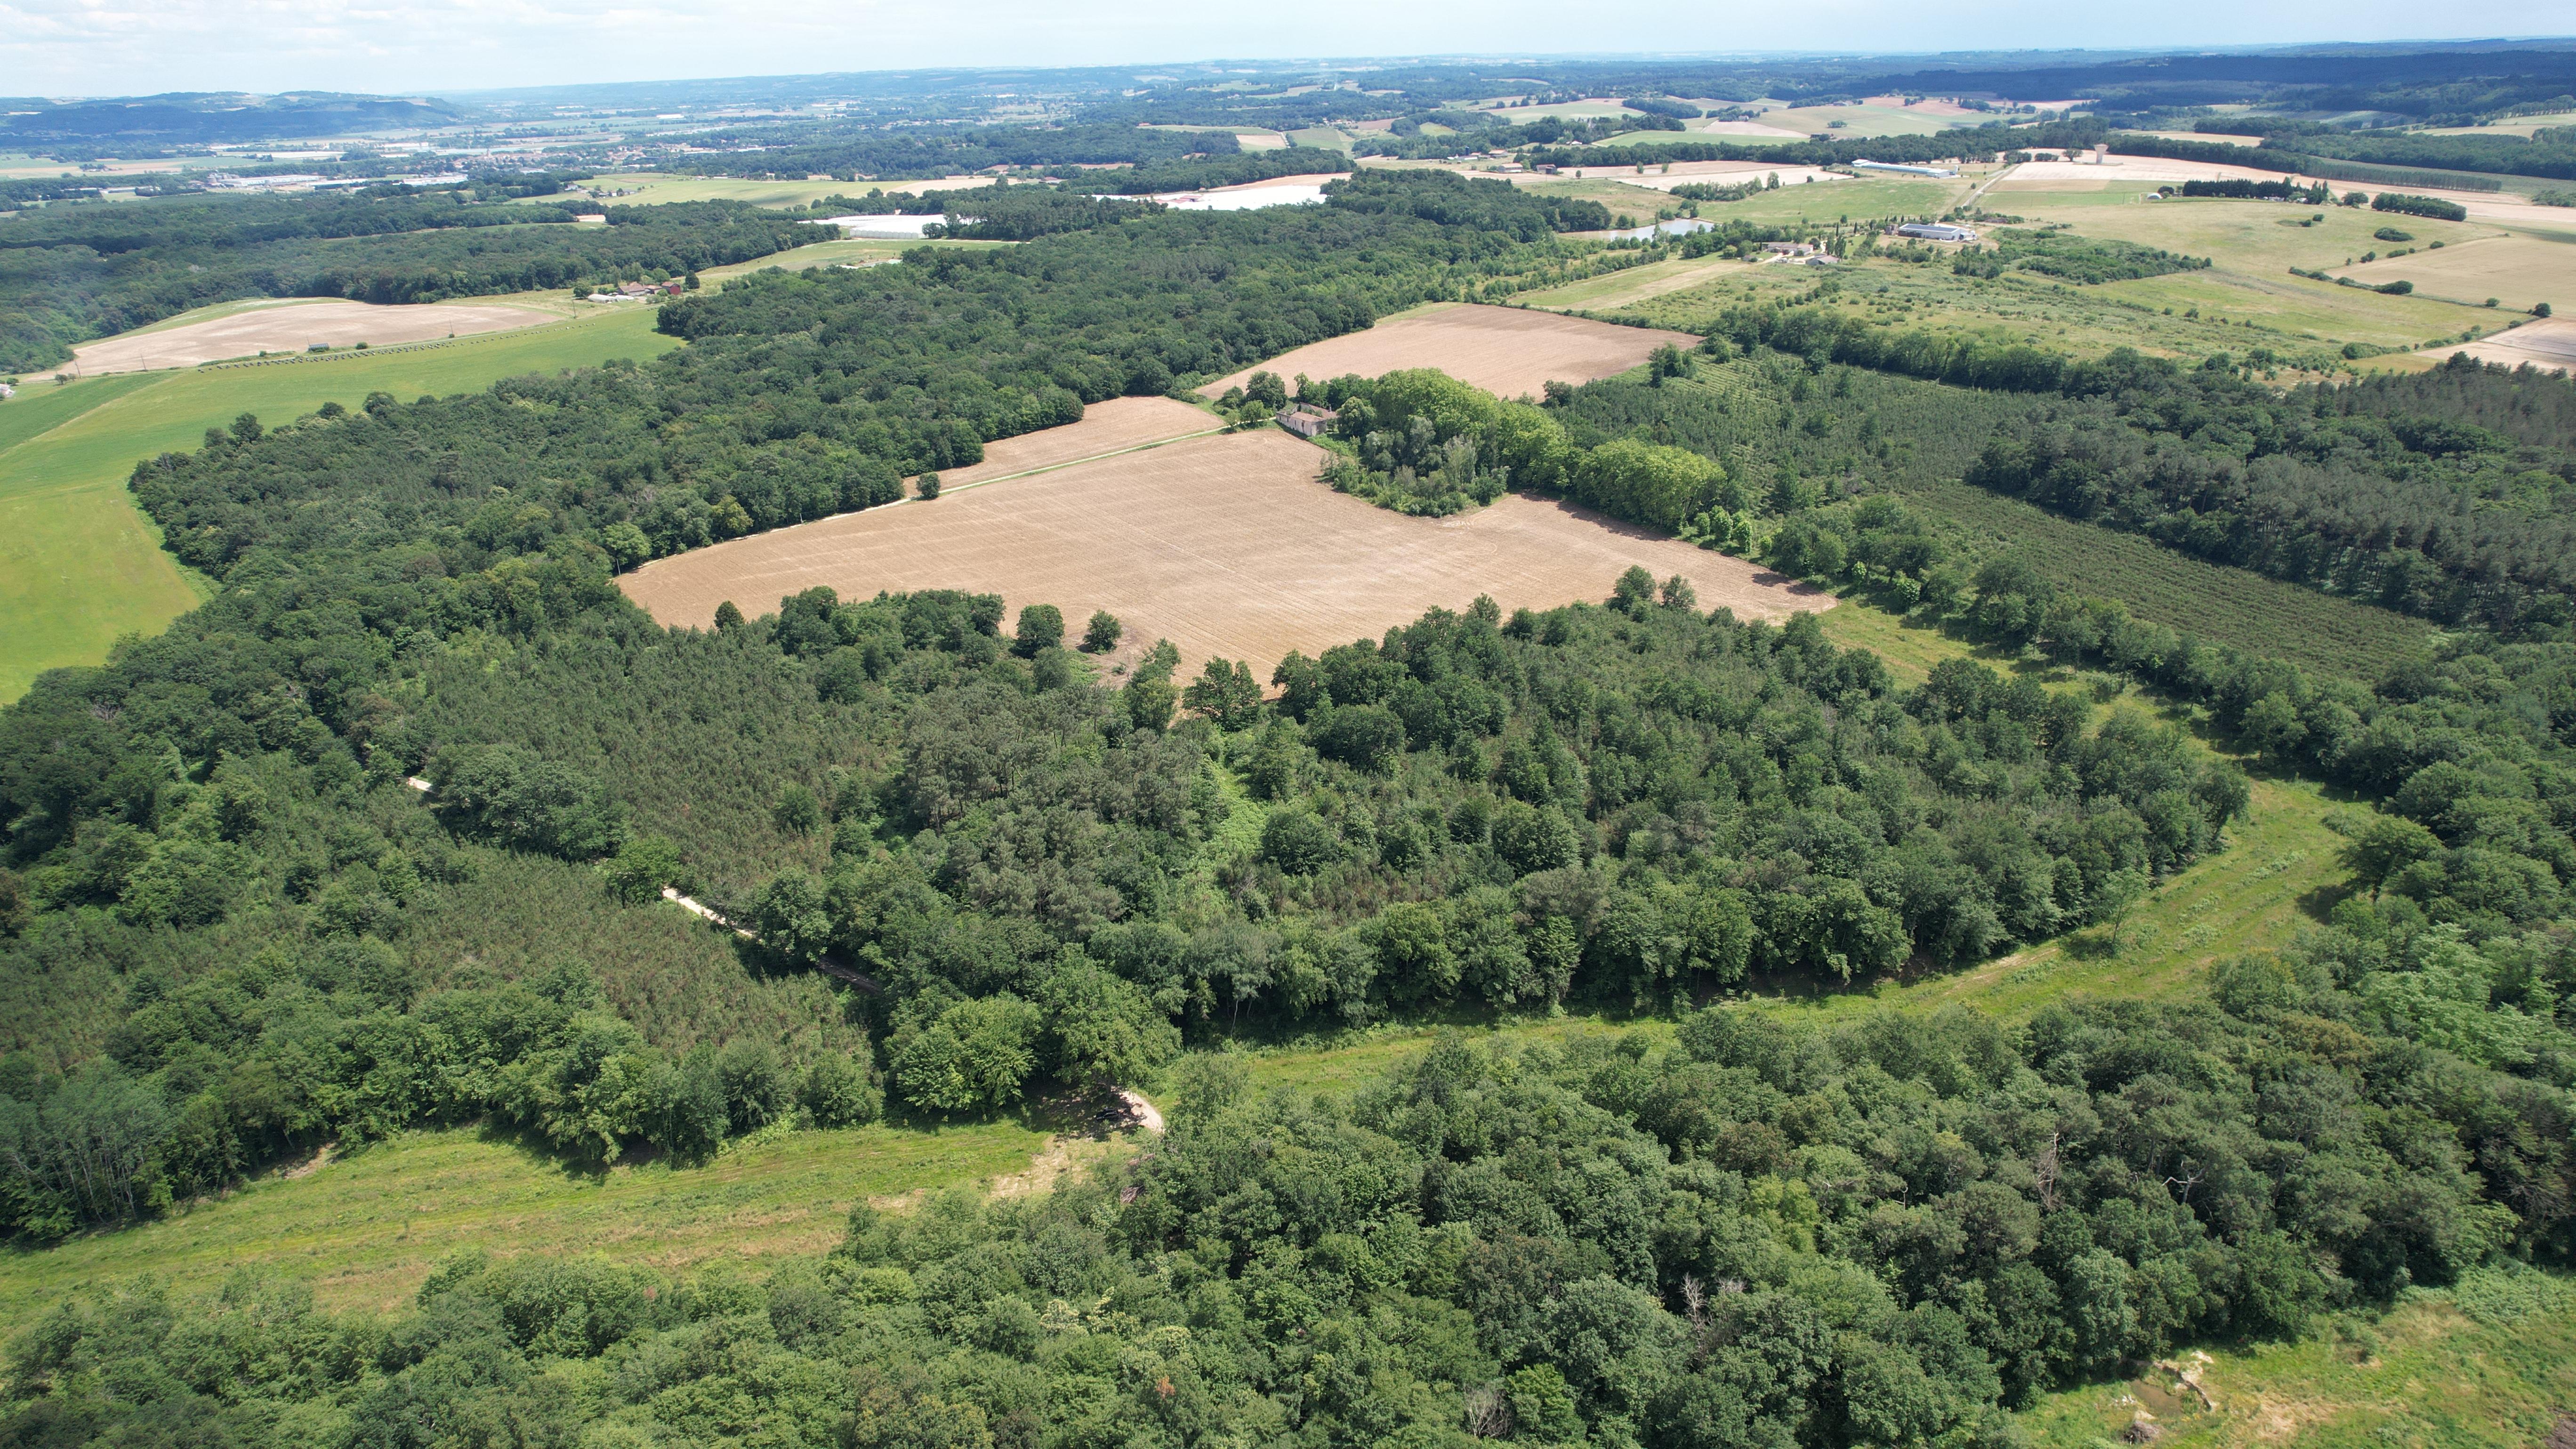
[1,0,2571,101]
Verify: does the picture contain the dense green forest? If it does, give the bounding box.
[664,121,1234,181]
[1321,169,1612,240]
[3,981,2566,1447]
[0,193,805,372]
[669,122,1345,193]
[0,164,2568,1449]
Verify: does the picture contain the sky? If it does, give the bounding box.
[1,0,2572,99]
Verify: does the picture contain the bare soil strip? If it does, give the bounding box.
[622,428,1828,684]
[68,300,554,376]
[922,396,1216,490]
[1197,303,1699,402]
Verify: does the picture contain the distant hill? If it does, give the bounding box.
[0,91,467,149]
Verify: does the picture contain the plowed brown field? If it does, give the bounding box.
[920,396,1218,490]
[1198,303,1699,401]
[622,428,1827,679]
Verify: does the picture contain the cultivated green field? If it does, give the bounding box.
[1684,174,1973,225]
[0,305,678,701]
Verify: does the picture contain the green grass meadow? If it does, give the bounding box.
[0,1117,1054,1323]
[2019,1270,2576,1449]
[0,306,677,701]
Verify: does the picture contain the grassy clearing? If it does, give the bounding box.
[1803,599,2351,1021]
[1238,1012,1674,1097]
[1486,102,1643,123]
[0,306,678,701]
[2018,1271,2576,1449]
[1771,772,2346,1027]
[2107,269,2502,353]
[1641,175,1972,228]
[2423,112,2576,137]
[1985,187,2490,274]
[1625,178,2550,358]
[0,1117,1058,1327]
[1812,592,1980,684]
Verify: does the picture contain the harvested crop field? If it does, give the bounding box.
[2332,234,2570,308]
[623,427,1827,680]
[1994,158,2287,188]
[69,299,552,376]
[923,395,1219,489]
[1199,303,1699,401]
[2418,317,2576,374]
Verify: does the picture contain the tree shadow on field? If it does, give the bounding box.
[473,1119,618,1185]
